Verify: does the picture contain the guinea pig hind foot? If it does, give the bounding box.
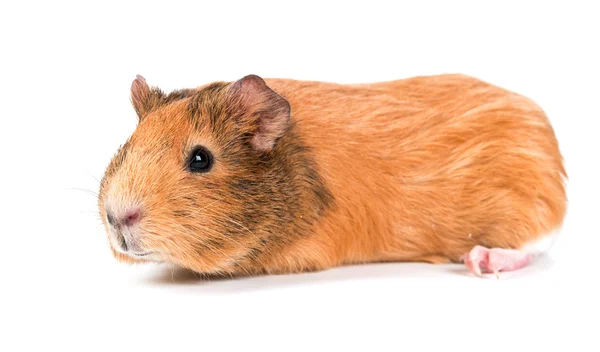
[460,246,534,279]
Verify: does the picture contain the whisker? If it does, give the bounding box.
[196,198,222,213]
[65,187,99,198]
[87,171,102,186]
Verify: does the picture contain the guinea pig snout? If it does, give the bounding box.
[105,206,147,254]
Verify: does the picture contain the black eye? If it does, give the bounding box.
[188,146,213,173]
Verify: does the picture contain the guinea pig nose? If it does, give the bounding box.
[106,207,142,227]
[122,208,142,227]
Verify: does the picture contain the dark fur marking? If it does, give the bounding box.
[215,120,335,271]
[206,238,224,248]
[187,83,228,131]
[165,89,197,104]
[113,142,130,171]
[173,210,190,217]
[99,140,131,193]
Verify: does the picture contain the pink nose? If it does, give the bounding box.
[106,208,142,227]
[123,209,141,226]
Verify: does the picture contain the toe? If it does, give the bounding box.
[463,245,489,277]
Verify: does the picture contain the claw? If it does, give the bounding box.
[470,253,483,277]
[473,264,482,277]
[463,248,481,277]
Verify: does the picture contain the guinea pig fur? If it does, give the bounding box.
[98,74,567,277]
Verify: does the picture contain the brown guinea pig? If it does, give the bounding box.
[98,73,567,278]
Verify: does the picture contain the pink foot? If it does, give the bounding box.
[461,245,534,278]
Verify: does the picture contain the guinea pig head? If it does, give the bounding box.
[98,74,332,274]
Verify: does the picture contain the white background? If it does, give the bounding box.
[1,1,599,351]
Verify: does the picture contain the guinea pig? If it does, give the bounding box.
[98,73,567,278]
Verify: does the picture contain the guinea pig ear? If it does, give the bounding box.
[228,75,291,152]
[130,75,165,121]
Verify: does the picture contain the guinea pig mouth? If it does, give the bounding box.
[131,251,152,257]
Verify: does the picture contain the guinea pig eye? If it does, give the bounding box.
[187,146,213,173]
